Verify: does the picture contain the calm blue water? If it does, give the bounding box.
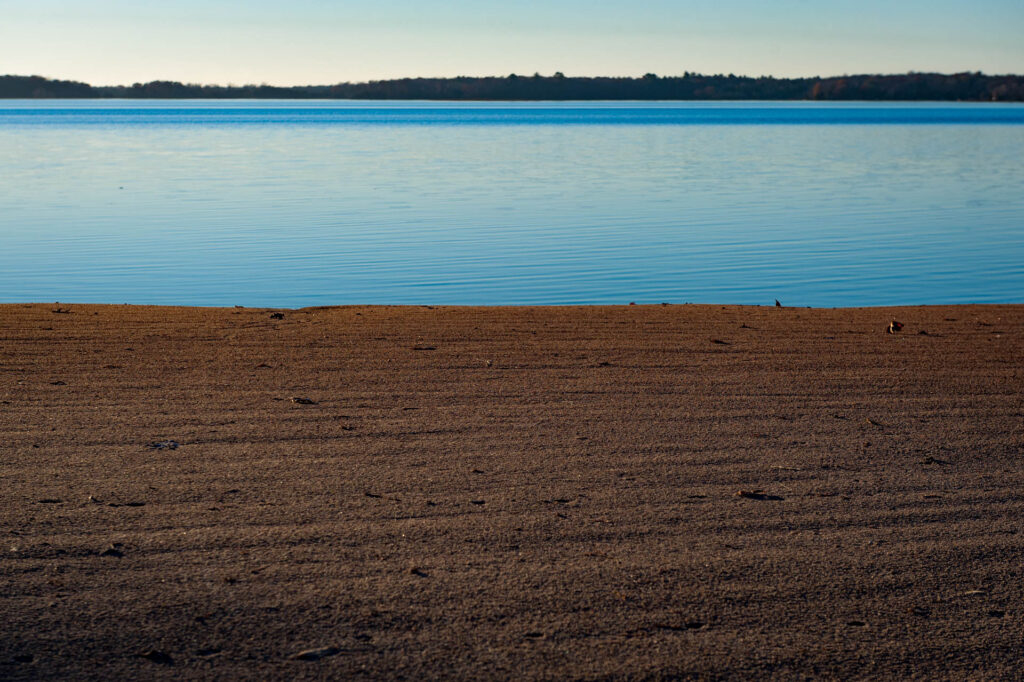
[2,100,1023,307]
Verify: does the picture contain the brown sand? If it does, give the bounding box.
[1,303,1022,680]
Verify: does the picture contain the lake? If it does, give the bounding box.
[2,100,1022,307]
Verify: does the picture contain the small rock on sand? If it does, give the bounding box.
[138,650,174,665]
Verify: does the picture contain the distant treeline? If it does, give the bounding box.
[3,72,1023,101]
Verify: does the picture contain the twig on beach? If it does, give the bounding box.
[735,490,784,501]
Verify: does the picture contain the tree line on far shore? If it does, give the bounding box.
[2,72,1023,101]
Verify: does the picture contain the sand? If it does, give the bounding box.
[1,303,1022,680]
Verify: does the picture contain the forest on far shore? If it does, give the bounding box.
[2,72,1023,101]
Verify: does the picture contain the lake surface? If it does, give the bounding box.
[2,100,1023,307]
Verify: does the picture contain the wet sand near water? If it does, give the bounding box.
[1,303,1022,679]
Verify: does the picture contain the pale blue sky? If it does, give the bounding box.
[1,0,1021,85]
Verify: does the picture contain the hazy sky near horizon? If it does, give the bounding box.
[2,0,1022,85]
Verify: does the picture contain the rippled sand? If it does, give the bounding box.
[2,303,1022,679]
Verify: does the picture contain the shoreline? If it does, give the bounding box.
[2,302,1022,678]
[7,301,1023,309]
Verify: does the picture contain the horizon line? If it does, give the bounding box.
[7,70,1022,89]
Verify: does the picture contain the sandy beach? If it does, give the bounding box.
[1,302,1022,680]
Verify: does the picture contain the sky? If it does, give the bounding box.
[1,0,1022,85]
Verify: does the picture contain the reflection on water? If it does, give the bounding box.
[2,100,1022,306]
